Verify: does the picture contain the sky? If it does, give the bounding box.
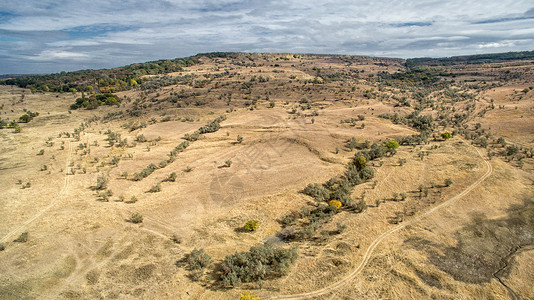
[1,0,533,74]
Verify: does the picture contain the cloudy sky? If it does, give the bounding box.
[1,0,533,74]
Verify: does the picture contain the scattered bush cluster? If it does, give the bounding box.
[131,116,226,181]
[220,245,297,287]
[185,248,213,280]
[281,139,400,242]
[71,93,120,110]
[183,115,226,141]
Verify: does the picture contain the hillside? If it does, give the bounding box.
[0,52,533,299]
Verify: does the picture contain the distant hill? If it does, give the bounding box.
[2,50,534,93]
[406,50,534,67]
[0,74,38,79]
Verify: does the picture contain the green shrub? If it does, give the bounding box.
[385,140,399,149]
[130,213,143,223]
[243,220,259,231]
[164,172,177,182]
[186,248,212,270]
[95,174,108,190]
[0,242,5,251]
[136,134,147,142]
[441,132,452,139]
[14,232,28,243]
[302,183,330,202]
[148,184,161,193]
[220,245,297,287]
[336,222,347,234]
[133,163,158,181]
[444,178,453,187]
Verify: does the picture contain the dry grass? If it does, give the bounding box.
[0,54,533,299]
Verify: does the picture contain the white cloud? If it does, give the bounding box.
[27,50,90,61]
[1,0,534,73]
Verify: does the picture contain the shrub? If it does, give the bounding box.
[164,172,177,182]
[385,140,399,149]
[127,196,138,203]
[130,213,143,223]
[148,184,161,193]
[353,155,367,170]
[14,232,28,243]
[100,189,113,201]
[220,245,297,286]
[133,163,158,181]
[171,234,182,244]
[223,159,232,167]
[243,220,259,231]
[359,167,375,181]
[400,192,407,201]
[347,198,367,213]
[136,134,147,142]
[302,183,330,202]
[240,291,260,300]
[441,132,452,140]
[185,248,212,279]
[506,145,519,156]
[19,114,32,123]
[328,200,342,209]
[0,242,4,251]
[346,137,358,151]
[237,135,243,143]
[186,248,212,270]
[336,222,347,234]
[37,149,45,155]
[444,178,453,187]
[95,174,108,190]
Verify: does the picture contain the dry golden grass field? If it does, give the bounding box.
[0,53,533,299]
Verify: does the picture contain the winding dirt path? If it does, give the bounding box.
[0,141,73,243]
[271,145,493,299]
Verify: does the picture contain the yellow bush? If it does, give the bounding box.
[329,200,342,209]
[243,220,259,231]
[240,291,260,300]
